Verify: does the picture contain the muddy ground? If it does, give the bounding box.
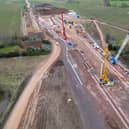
[19,60,82,129]
[33,3,68,15]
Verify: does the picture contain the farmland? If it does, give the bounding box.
[0,46,21,54]
[0,0,24,36]
[1,0,129,34]
[0,55,48,127]
[31,0,129,29]
[110,0,129,7]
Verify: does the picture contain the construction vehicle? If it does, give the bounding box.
[68,21,74,25]
[109,56,116,65]
[100,47,114,86]
[92,21,114,86]
[61,13,67,41]
[64,19,67,24]
[100,47,108,84]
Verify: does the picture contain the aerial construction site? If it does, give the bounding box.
[2,0,129,129]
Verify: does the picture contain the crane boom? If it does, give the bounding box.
[115,33,129,61]
[93,20,109,84]
[100,47,108,84]
[61,13,67,41]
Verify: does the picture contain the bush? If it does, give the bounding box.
[106,33,120,52]
[0,36,51,58]
[0,51,20,58]
[42,40,51,44]
[0,47,50,58]
[121,3,129,8]
[106,33,115,44]
[108,43,119,51]
[21,36,29,41]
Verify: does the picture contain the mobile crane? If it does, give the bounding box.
[61,13,67,41]
[100,47,108,84]
[93,20,114,86]
[100,47,114,86]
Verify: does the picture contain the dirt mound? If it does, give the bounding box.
[34,3,68,15]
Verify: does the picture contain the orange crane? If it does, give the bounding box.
[61,13,67,41]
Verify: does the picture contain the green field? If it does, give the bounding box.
[110,0,129,7]
[31,0,129,29]
[0,46,21,54]
[0,55,48,126]
[1,0,129,34]
[0,0,24,36]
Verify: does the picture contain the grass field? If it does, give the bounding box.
[0,0,24,36]
[0,46,21,54]
[99,23,126,42]
[31,0,129,29]
[0,55,48,126]
[1,0,129,34]
[110,0,129,7]
[0,55,48,97]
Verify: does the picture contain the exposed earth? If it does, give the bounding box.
[19,60,83,129]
